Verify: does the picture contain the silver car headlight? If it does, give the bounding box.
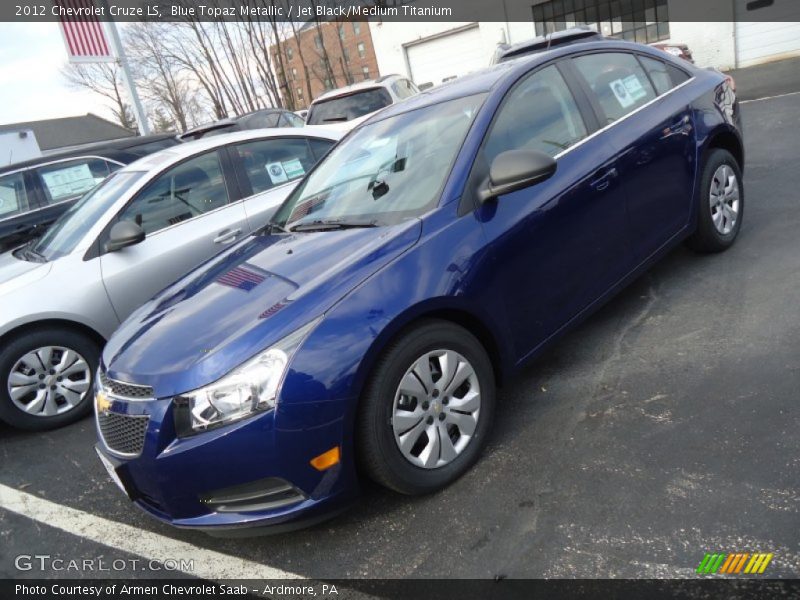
[175,317,320,436]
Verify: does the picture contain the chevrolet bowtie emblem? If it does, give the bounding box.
[95,390,112,414]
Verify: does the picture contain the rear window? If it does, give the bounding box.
[307,88,393,125]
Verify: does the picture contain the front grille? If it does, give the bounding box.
[99,370,154,399]
[98,411,149,456]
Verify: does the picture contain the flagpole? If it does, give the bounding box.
[100,0,150,135]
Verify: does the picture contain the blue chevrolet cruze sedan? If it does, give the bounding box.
[95,39,743,534]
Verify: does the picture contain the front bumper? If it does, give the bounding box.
[95,394,358,535]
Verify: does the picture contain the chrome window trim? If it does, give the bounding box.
[553,76,696,161]
[0,155,126,179]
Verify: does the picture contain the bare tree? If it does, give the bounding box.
[125,23,199,131]
[61,62,136,130]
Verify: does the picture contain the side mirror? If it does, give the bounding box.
[478,149,557,204]
[106,221,145,253]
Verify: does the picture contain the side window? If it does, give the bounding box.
[393,79,416,99]
[0,172,30,218]
[638,55,673,95]
[243,112,281,129]
[36,158,111,205]
[484,64,588,164]
[308,138,335,161]
[667,63,690,87]
[281,112,305,128]
[573,52,657,124]
[117,151,229,235]
[232,138,316,195]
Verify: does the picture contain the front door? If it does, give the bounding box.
[99,149,250,320]
[473,63,634,360]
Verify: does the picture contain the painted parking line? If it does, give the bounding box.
[740,90,800,104]
[0,483,302,580]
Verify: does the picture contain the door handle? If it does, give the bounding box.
[589,167,618,192]
[213,228,242,244]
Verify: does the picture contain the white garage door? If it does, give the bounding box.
[735,0,800,67]
[405,25,486,89]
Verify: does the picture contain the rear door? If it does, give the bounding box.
[571,51,696,262]
[228,136,335,231]
[99,148,250,320]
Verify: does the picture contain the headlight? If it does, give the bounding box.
[663,46,683,57]
[174,317,321,436]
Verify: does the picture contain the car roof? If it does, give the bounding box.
[311,75,403,104]
[118,126,344,175]
[366,39,689,124]
[0,133,178,174]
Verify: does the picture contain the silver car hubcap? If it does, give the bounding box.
[7,346,91,417]
[710,164,740,235]
[392,350,481,469]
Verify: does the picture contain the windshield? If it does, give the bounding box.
[34,171,146,261]
[273,93,486,231]
[306,88,393,125]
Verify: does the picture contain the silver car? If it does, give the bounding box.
[0,128,341,430]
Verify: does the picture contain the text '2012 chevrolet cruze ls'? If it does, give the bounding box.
[96,39,743,535]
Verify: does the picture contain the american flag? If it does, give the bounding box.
[215,265,267,292]
[55,0,113,62]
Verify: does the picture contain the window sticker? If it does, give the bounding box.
[266,162,289,184]
[283,158,305,179]
[609,78,635,108]
[622,74,648,102]
[41,163,95,199]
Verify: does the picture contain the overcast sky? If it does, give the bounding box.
[0,23,112,125]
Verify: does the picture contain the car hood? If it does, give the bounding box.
[104,221,422,396]
[0,251,52,295]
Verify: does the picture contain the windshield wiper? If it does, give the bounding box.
[288,219,380,233]
[322,115,348,123]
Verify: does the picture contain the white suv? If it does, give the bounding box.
[306,74,419,129]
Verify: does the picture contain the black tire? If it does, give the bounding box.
[356,319,495,495]
[685,148,744,253]
[0,327,99,431]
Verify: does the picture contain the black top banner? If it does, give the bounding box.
[6,0,800,23]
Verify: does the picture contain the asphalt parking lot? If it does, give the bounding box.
[1,89,799,582]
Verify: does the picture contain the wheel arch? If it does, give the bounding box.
[703,126,744,174]
[0,318,106,353]
[349,301,510,405]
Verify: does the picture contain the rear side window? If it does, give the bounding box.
[573,52,657,124]
[0,171,30,218]
[638,55,673,95]
[232,138,317,195]
[36,158,112,205]
[667,63,691,86]
[484,64,588,162]
[306,88,393,125]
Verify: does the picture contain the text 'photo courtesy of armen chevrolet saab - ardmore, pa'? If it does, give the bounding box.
[1,0,799,598]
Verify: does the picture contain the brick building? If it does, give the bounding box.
[271,20,381,110]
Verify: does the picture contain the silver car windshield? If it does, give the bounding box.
[34,171,146,261]
[273,93,486,231]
